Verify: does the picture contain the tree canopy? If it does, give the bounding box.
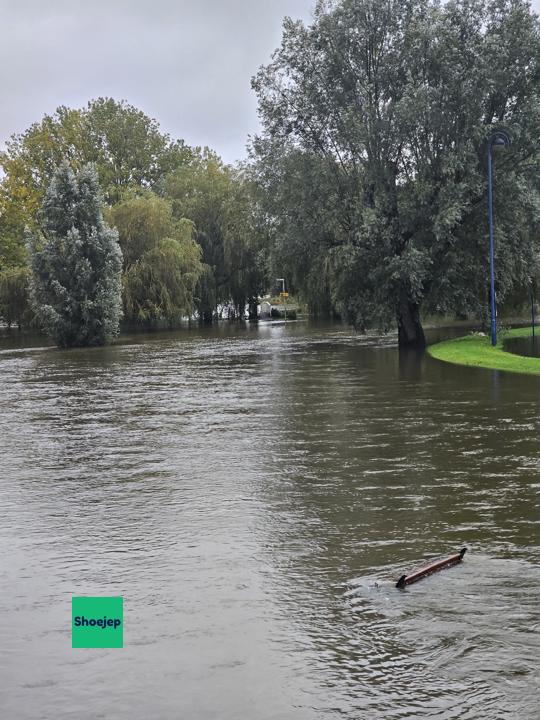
[0,100,265,331]
[108,193,204,326]
[166,151,266,322]
[0,98,192,261]
[252,0,540,346]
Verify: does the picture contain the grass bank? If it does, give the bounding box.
[427,326,540,376]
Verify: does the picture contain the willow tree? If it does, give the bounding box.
[166,151,265,323]
[27,162,123,347]
[108,193,204,327]
[252,0,540,347]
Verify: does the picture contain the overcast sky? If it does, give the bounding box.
[1,0,539,165]
[0,0,314,164]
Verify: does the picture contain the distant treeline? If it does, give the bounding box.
[0,98,267,343]
[2,0,540,348]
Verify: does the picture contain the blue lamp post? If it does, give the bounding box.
[487,130,511,346]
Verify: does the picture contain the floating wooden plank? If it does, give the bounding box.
[396,548,467,588]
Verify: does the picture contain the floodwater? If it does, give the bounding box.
[504,335,540,358]
[0,322,538,720]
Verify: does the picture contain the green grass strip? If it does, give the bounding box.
[427,326,540,376]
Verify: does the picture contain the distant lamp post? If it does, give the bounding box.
[276,277,287,321]
[487,130,511,346]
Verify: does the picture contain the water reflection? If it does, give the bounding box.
[398,347,425,382]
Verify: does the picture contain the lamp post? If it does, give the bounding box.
[276,277,287,321]
[487,130,510,346]
[531,277,536,341]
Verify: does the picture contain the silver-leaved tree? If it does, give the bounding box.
[27,161,123,347]
[252,0,540,348]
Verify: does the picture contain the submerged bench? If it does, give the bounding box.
[396,548,467,588]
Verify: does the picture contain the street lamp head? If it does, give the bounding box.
[490,131,511,151]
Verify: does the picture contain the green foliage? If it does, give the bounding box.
[166,151,265,321]
[123,230,202,327]
[27,162,123,347]
[107,192,178,270]
[84,98,192,203]
[0,98,192,238]
[165,151,229,320]
[109,194,203,326]
[0,97,268,330]
[222,167,267,318]
[0,107,92,240]
[0,267,32,328]
[252,0,540,346]
[0,101,265,329]
[0,193,28,271]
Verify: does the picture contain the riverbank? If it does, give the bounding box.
[427,326,540,376]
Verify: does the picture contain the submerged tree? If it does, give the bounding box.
[0,267,31,329]
[27,162,123,347]
[220,165,267,320]
[166,151,266,323]
[252,0,540,347]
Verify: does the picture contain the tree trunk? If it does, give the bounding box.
[248,299,258,321]
[397,297,425,349]
[200,309,214,325]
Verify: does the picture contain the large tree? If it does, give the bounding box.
[252,0,540,347]
[83,98,191,202]
[108,193,204,326]
[166,151,265,323]
[0,98,191,242]
[27,162,123,347]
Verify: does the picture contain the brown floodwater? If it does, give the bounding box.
[504,335,540,358]
[0,322,538,719]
